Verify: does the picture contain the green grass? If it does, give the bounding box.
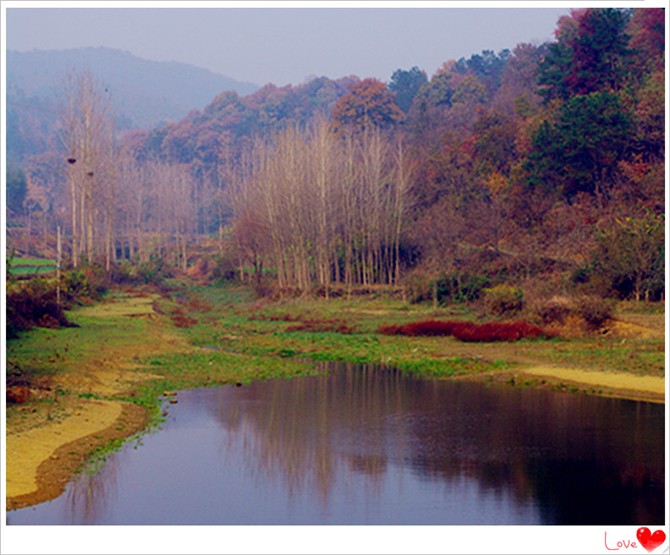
[149,285,504,377]
[544,338,665,376]
[9,257,57,275]
[7,305,150,370]
[5,294,154,399]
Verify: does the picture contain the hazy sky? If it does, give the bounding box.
[5,5,570,87]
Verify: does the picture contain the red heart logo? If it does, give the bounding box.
[637,527,667,553]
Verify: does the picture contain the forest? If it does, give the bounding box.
[6,8,666,311]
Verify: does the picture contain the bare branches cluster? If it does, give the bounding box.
[59,71,199,270]
[229,120,413,293]
[115,159,198,270]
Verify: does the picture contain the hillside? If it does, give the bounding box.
[6,8,664,306]
[6,47,258,163]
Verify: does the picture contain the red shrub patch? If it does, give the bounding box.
[378,319,550,342]
[377,324,404,335]
[451,321,548,342]
[170,308,198,328]
[268,313,301,322]
[379,320,463,337]
[185,298,214,313]
[6,281,77,338]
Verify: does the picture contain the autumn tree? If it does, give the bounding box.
[493,43,544,116]
[566,8,631,94]
[331,78,403,132]
[627,8,665,75]
[565,93,629,200]
[538,9,632,100]
[454,49,511,97]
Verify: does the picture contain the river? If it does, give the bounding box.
[7,362,665,525]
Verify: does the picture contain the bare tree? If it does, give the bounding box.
[60,72,115,267]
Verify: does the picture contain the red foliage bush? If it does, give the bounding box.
[378,319,550,342]
[377,324,404,335]
[7,386,30,404]
[379,320,463,336]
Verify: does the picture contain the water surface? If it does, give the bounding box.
[8,363,665,525]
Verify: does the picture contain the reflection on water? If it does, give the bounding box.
[8,363,665,525]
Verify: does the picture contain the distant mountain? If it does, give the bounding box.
[6,47,258,164]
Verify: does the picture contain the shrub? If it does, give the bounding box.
[535,296,573,325]
[405,272,490,306]
[404,271,434,304]
[451,321,548,342]
[266,313,300,322]
[436,273,490,304]
[60,270,91,304]
[209,254,238,283]
[571,266,591,285]
[574,295,615,330]
[7,386,31,404]
[377,324,405,335]
[6,280,76,339]
[60,266,108,306]
[591,211,664,301]
[170,308,198,328]
[110,256,172,286]
[286,320,357,334]
[136,256,172,284]
[483,285,524,316]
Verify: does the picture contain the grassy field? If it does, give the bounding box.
[167,281,665,375]
[7,281,665,410]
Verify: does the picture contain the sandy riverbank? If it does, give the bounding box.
[521,366,666,404]
[6,400,147,510]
